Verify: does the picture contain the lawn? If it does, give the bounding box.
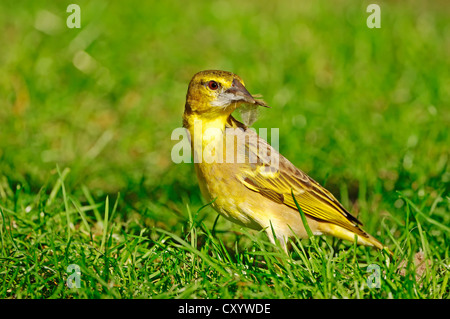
[0,0,449,300]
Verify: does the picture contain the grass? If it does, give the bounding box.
[0,0,449,299]
[0,174,448,299]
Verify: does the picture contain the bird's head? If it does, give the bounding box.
[184,70,268,121]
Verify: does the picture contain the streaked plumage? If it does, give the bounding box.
[183,70,387,252]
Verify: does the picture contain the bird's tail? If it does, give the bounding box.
[322,223,393,256]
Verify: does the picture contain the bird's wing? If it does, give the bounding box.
[230,125,368,237]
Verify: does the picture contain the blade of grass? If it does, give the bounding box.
[47,167,70,207]
[0,206,13,254]
[291,189,323,257]
[291,189,313,239]
[57,166,71,244]
[100,196,109,253]
[81,185,103,226]
[154,227,230,278]
[109,193,120,223]
[439,271,449,299]
[399,192,450,234]
[70,198,93,241]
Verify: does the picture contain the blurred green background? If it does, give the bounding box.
[0,0,449,222]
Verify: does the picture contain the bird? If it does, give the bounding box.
[182,69,388,253]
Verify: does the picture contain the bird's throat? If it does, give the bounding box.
[184,112,232,165]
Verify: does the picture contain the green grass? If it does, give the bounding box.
[0,0,449,299]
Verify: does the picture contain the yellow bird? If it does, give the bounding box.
[183,70,387,253]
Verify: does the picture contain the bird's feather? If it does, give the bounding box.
[238,104,260,126]
[227,117,369,239]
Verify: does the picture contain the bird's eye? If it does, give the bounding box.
[208,80,219,90]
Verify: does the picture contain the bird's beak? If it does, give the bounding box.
[225,78,270,108]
